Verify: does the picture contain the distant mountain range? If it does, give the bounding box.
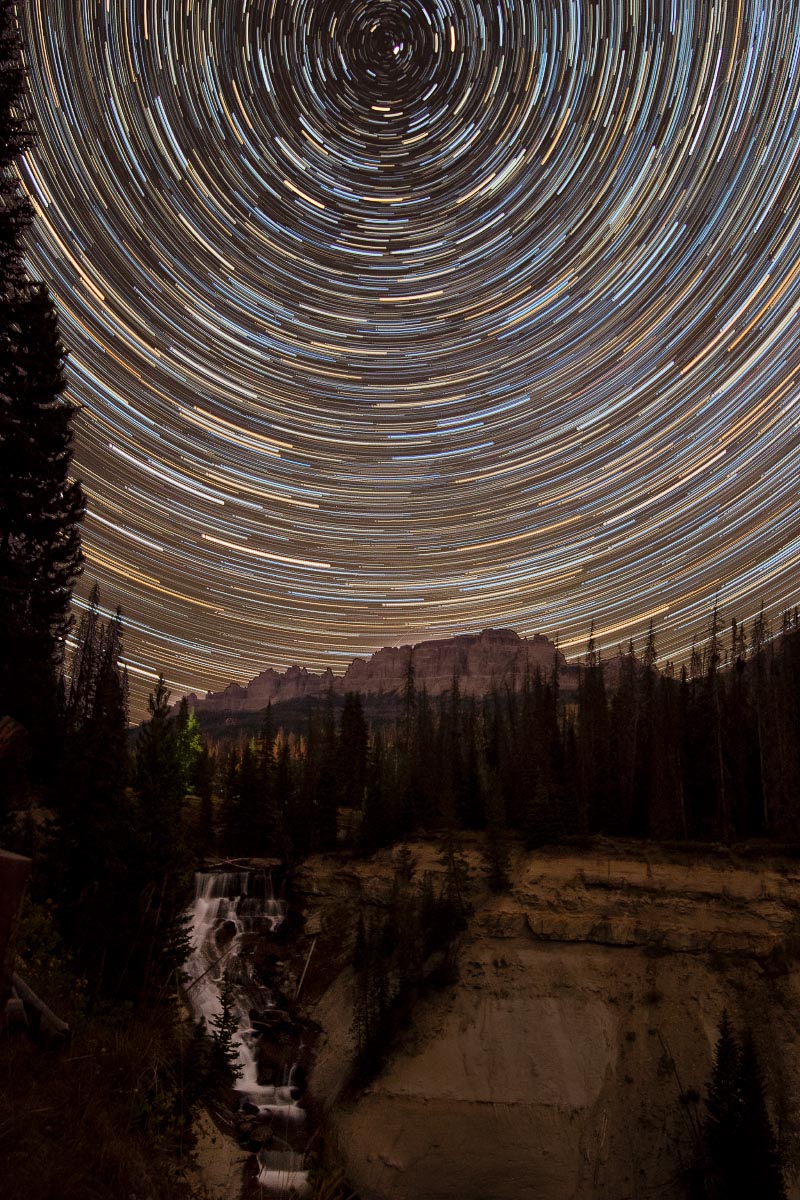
[186,628,579,721]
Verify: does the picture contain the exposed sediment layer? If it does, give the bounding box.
[294,843,800,1200]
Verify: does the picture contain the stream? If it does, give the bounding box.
[185,869,312,1198]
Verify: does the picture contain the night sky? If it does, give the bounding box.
[17,1,800,717]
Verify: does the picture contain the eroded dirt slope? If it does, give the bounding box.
[294,843,800,1200]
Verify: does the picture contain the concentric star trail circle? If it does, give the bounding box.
[17,1,800,713]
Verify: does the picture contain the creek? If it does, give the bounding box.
[185,869,313,1198]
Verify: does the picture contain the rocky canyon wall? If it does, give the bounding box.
[293,843,800,1200]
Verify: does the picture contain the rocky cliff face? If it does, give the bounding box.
[293,843,800,1200]
[186,628,574,715]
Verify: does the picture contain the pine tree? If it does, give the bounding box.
[175,696,203,794]
[524,772,564,847]
[194,741,216,857]
[360,729,391,851]
[315,689,340,850]
[704,1010,741,1195]
[734,1032,786,1200]
[483,772,511,892]
[700,1016,786,1200]
[276,736,303,859]
[438,827,471,929]
[256,702,280,851]
[132,675,192,999]
[406,685,433,831]
[402,648,416,750]
[209,972,243,1087]
[219,745,241,852]
[707,604,732,842]
[339,691,368,809]
[460,701,485,830]
[238,739,261,845]
[633,630,659,834]
[610,640,639,833]
[0,0,30,287]
[218,739,264,854]
[649,672,686,838]
[0,5,84,740]
[135,675,186,864]
[576,625,610,833]
[57,588,134,987]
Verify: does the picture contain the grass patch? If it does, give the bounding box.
[1,1005,198,1200]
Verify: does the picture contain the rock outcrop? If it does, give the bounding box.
[186,628,574,715]
[293,843,800,1200]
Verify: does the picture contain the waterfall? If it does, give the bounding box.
[186,870,310,1197]
[257,1150,309,1194]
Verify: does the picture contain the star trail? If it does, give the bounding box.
[16,1,800,715]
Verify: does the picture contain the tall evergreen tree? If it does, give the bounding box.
[256,702,280,851]
[734,1031,786,1199]
[175,696,203,795]
[219,739,265,855]
[482,769,511,892]
[576,625,610,833]
[57,588,133,987]
[339,691,368,809]
[700,1015,786,1200]
[460,701,486,830]
[0,0,30,286]
[193,740,216,857]
[237,740,261,850]
[208,972,244,1087]
[707,605,732,842]
[132,675,191,999]
[649,671,687,838]
[704,1010,742,1195]
[610,641,639,833]
[135,675,186,862]
[219,745,242,853]
[360,729,391,851]
[314,688,340,849]
[402,647,416,750]
[276,735,302,858]
[407,685,435,831]
[0,5,84,740]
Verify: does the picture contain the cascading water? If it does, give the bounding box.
[186,870,311,1198]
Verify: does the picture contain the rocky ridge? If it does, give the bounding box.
[186,628,574,715]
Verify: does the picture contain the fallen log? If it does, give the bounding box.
[1,849,30,970]
[1,848,31,1024]
[11,972,70,1045]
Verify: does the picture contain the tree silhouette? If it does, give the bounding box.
[339,691,368,809]
[209,972,244,1086]
[57,587,133,988]
[0,4,84,741]
[700,1014,786,1200]
[734,1031,786,1199]
[132,675,191,999]
[704,1010,742,1195]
